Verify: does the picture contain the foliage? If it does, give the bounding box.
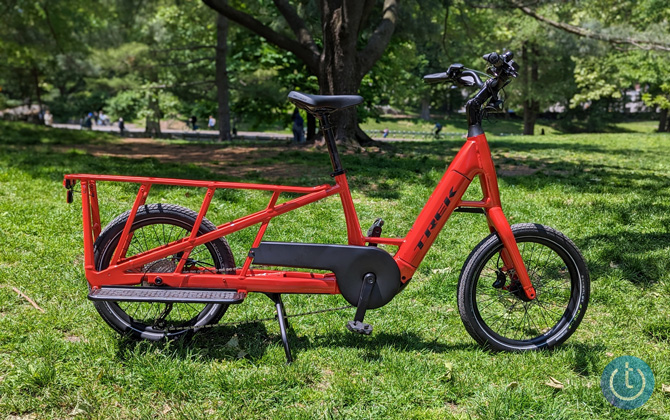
[0,0,669,132]
[643,84,670,111]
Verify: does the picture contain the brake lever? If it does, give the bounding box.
[446,63,465,79]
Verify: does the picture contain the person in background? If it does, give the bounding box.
[98,110,110,126]
[190,115,198,130]
[208,115,216,130]
[43,110,53,126]
[434,122,443,139]
[82,113,93,130]
[382,128,389,138]
[292,108,305,143]
[118,117,125,136]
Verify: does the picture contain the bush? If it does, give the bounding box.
[553,100,619,133]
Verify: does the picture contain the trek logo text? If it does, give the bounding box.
[415,187,458,251]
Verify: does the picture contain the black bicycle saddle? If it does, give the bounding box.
[288,91,363,113]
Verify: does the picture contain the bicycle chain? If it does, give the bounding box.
[164,304,354,333]
[138,264,354,334]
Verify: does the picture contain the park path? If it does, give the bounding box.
[50,123,441,142]
[52,123,294,141]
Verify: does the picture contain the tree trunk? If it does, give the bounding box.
[202,0,397,147]
[319,2,367,145]
[659,108,669,133]
[32,66,43,121]
[523,100,539,135]
[420,97,431,120]
[145,91,161,137]
[522,43,539,135]
[215,11,232,141]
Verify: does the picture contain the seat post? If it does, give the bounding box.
[317,112,345,176]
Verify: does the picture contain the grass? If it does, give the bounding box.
[362,114,560,137]
[1,120,670,419]
[236,113,660,139]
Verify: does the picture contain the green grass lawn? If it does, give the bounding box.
[243,113,660,139]
[361,114,560,138]
[1,121,670,419]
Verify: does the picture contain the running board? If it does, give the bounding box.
[88,287,245,304]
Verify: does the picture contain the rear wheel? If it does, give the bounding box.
[93,204,235,340]
[457,223,589,351]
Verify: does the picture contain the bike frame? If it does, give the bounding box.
[64,131,536,301]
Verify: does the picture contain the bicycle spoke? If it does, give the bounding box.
[469,233,583,344]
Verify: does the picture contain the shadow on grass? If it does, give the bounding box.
[112,321,482,362]
[581,231,670,285]
[114,322,274,361]
[562,342,608,377]
[3,123,668,199]
[108,291,608,363]
[298,330,479,355]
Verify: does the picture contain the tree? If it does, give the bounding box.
[0,0,102,116]
[504,0,670,52]
[202,0,398,145]
[216,11,232,141]
[503,0,670,132]
[644,84,670,132]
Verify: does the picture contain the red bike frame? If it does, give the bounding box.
[64,131,536,302]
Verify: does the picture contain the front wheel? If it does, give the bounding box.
[457,223,589,351]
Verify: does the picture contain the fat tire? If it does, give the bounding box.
[93,203,235,340]
[457,223,589,351]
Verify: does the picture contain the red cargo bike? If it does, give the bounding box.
[64,51,589,362]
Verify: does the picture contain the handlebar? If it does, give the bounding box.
[423,51,520,132]
[424,66,484,89]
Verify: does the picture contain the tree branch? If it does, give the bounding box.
[358,0,377,35]
[272,0,320,58]
[357,0,398,77]
[151,45,217,53]
[41,2,65,55]
[442,0,450,54]
[140,57,216,70]
[505,0,670,52]
[147,80,216,90]
[463,0,539,9]
[202,0,320,74]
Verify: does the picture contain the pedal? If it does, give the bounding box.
[346,320,373,335]
[366,218,384,246]
[346,273,376,335]
[88,286,245,304]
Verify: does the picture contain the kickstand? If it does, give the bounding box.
[267,293,293,364]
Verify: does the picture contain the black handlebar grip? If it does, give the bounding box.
[423,72,450,84]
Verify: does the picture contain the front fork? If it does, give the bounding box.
[485,206,536,300]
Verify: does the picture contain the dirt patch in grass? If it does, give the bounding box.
[494,152,572,177]
[496,164,540,177]
[65,335,84,343]
[56,138,319,180]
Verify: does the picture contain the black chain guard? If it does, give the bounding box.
[251,242,402,309]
